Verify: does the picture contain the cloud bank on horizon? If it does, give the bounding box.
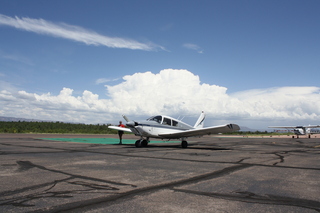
[0,14,163,51]
[1,69,319,127]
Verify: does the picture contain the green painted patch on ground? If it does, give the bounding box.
[40,138,179,145]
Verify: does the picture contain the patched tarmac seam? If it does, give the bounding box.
[29,164,252,213]
[173,188,320,211]
[2,142,319,172]
[0,177,73,197]
[273,153,285,166]
[15,161,137,187]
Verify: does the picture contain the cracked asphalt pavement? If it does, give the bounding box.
[0,134,319,212]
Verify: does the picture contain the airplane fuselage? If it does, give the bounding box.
[126,115,193,139]
[269,125,320,138]
[293,127,306,135]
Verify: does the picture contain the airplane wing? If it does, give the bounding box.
[268,126,297,129]
[306,125,320,128]
[159,124,240,139]
[108,125,132,133]
[269,125,320,129]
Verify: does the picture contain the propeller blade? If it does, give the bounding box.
[122,115,130,122]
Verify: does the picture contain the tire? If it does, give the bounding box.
[181,141,188,148]
[141,140,148,147]
[135,140,142,148]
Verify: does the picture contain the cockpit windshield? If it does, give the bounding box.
[147,115,189,129]
[147,115,162,124]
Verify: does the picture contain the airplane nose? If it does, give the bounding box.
[126,121,138,127]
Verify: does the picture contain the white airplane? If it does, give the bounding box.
[108,111,240,148]
[268,125,320,138]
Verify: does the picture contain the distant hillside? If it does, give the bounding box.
[239,126,269,132]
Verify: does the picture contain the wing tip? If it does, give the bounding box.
[227,124,240,131]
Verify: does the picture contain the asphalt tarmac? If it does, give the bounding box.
[0,134,319,213]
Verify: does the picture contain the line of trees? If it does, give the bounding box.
[0,121,294,135]
[0,121,118,134]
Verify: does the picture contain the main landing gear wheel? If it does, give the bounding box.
[181,141,188,148]
[135,140,142,147]
[135,139,148,148]
[141,139,148,147]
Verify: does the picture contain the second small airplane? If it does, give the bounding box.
[269,125,320,138]
[108,111,240,148]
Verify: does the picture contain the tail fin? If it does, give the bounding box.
[194,111,205,129]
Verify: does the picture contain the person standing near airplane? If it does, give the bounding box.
[118,121,125,144]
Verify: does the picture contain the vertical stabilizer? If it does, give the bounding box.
[194,111,205,129]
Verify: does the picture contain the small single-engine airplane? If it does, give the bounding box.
[108,111,240,148]
[268,125,320,138]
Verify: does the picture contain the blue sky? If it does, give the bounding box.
[0,0,319,129]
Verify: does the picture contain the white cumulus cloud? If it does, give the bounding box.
[95,78,119,85]
[0,69,319,128]
[0,14,164,51]
[183,43,203,53]
[232,87,320,120]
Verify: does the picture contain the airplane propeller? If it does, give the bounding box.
[122,115,138,127]
[122,115,130,122]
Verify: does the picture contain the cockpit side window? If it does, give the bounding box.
[163,117,172,126]
[172,120,178,126]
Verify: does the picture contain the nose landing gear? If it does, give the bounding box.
[181,140,188,148]
[135,138,149,148]
[134,138,188,148]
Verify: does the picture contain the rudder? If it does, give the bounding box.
[194,111,205,129]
